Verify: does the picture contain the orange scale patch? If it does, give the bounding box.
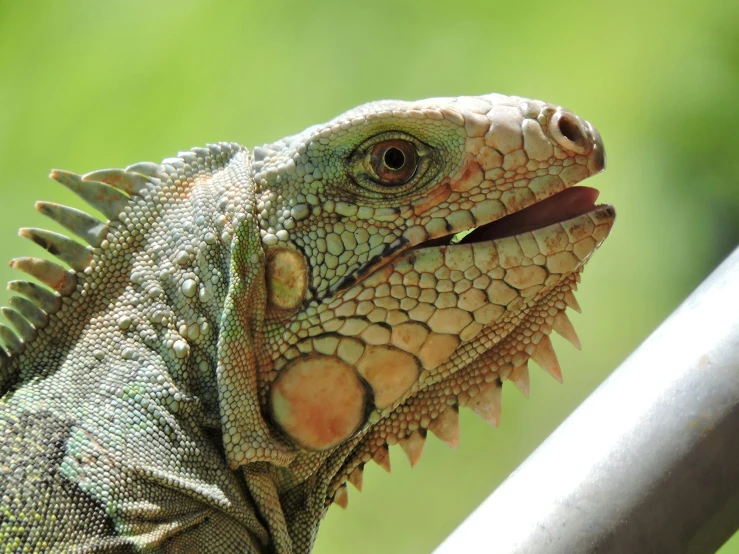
[270,355,368,451]
[356,345,421,410]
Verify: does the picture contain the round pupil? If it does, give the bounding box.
[383,147,405,170]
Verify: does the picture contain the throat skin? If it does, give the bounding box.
[0,94,614,554]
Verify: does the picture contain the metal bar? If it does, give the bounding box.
[434,246,739,554]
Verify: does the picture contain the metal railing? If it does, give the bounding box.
[434,246,739,554]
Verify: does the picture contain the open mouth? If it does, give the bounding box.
[332,186,609,296]
[419,186,603,249]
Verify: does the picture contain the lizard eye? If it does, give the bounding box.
[369,140,418,185]
[348,133,433,196]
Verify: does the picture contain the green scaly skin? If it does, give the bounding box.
[0,94,614,553]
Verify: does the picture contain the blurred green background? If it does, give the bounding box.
[1,1,737,552]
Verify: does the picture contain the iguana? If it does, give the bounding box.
[0,93,613,553]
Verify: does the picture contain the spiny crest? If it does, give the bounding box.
[330,296,583,509]
[0,146,230,393]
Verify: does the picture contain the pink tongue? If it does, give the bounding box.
[461,187,600,243]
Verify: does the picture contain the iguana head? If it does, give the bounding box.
[0,91,611,554]
[236,94,614,549]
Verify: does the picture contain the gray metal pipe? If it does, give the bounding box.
[434,246,739,554]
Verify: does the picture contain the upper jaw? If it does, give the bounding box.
[410,97,608,249]
[382,110,602,266]
[451,186,605,246]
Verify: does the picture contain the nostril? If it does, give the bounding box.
[549,111,592,155]
[558,116,581,144]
